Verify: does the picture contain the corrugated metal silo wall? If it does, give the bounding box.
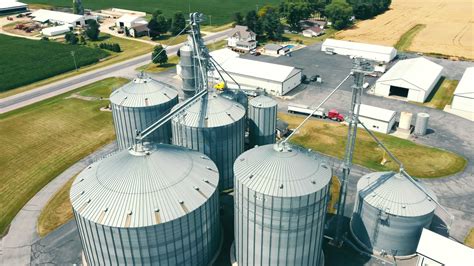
[351,194,435,256]
[234,182,330,265]
[179,47,196,99]
[74,189,220,265]
[111,97,178,150]
[172,118,245,191]
[248,104,277,147]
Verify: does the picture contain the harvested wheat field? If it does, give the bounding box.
[335,0,474,60]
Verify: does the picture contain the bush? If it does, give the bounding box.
[99,43,121,52]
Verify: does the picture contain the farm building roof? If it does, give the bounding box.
[417,229,474,265]
[209,48,240,65]
[31,9,83,24]
[454,67,474,99]
[0,1,27,11]
[322,39,396,56]
[377,57,443,92]
[358,104,396,122]
[117,14,145,24]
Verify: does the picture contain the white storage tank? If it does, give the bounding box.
[399,111,413,130]
[172,92,246,190]
[415,113,430,136]
[71,143,221,265]
[351,172,437,256]
[179,44,196,99]
[110,76,178,149]
[234,143,332,265]
[248,95,278,147]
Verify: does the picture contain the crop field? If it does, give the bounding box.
[0,77,127,236]
[24,0,279,25]
[0,35,109,92]
[335,0,473,60]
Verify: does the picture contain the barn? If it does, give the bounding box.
[374,57,443,103]
[358,104,396,134]
[452,67,474,114]
[321,39,397,63]
[0,1,28,15]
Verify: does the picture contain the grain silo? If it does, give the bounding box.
[351,171,437,256]
[172,92,246,190]
[234,143,332,266]
[179,44,196,99]
[220,89,249,113]
[110,76,178,149]
[248,95,277,147]
[71,143,221,265]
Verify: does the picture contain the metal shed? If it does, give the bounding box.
[70,143,221,265]
[358,104,397,134]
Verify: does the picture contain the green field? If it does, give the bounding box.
[280,113,467,178]
[0,77,127,236]
[24,0,279,25]
[0,34,109,93]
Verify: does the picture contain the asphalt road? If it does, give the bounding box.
[0,29,232,114]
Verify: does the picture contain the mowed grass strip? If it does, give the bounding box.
[395,24,426,51]
[424,79,458,110]
[465,228,474,248]
[0,34,109,93]
[279,113,466,178]
[0,77,128,236]
[24,0,279,25]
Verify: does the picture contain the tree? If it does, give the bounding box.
[280,1,312,32]
[262,8,283,40]
[257,5,273,17]
[152,45,168,65]
[85,19,100,40]
[149,9,170,38]
[156,15,171,34]
[244,10,264,36]
[233,12,244,25]
[72,0,84,15]
[325,0,353,30]
[65,32,78,45]
[170,12,186,36]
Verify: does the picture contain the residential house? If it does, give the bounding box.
[302,26,323,37]
[227,25,257,52]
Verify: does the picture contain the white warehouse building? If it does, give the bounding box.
[209,49,302,96]
[451,67,474,114]
[31,9,87,27]
[358,104,396,134]
[374,57,443,103]
[321,39,397,63]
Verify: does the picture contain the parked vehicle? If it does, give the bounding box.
[288,103,344,122]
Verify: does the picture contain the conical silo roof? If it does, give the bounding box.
[110,76,178,108]
[70,143,219,228]
[357,172,437,217]
[234,143,332,197]
[249,95,277,108]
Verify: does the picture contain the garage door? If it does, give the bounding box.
[389,86,409,98]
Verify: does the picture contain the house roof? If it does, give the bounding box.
[228,25,255,39]
[417,229,474,265]
[31,9,83,24]
[0,1,27,10]
[359,104,396,122]
[454,67,474,99]
[377,57,443,91]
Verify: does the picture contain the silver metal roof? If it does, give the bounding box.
[357,172,437,217]
[234,143,332,197]
[70,143,219,228]
[172,92,245,128]
[110,76,178,108]
[249,95,277,108]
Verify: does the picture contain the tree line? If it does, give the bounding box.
[148,10,187,39]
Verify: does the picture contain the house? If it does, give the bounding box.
[301,19,327,30]
[321,38,397,63]
[227,25,257,52]
[116,14,149,37]
[0,1,28,15]
[374,57,443,103]
[302,26,323,37]
[451,67,474,114]
[31,9,87,27]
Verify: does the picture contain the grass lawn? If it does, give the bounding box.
[0,34,109,93]
[24,0,279,25]
[465,228,474,248]
[0,34,153,99]
[37,176,75,237]
[395,24,426,51]
[282,28,338,46]
[0,77,127,236]
[279,113,466,178]
[201,23,234,33]
[424,79,459,110]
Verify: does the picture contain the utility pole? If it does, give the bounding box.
[332,58,373,246]
[71,51,78,71]
[209,15,212,27]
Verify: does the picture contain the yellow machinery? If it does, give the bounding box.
[214,81,226,90]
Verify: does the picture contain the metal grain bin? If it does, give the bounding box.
[351,172,437,256]
[248,95,277,147]
[110,76,178,150]
[172,92,246,190]
[414,113,430,136]
[70,143,221,265]
[234,143,332,266]
[179,44,196,99]
[220,89,249,113]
